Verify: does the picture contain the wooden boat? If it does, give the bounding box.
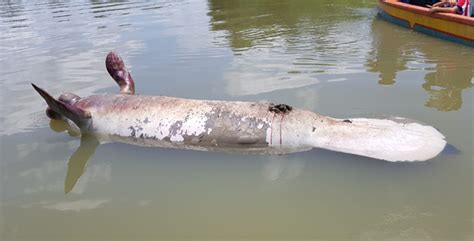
[377,0,474,47]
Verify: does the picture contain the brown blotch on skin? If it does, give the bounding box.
[169,121,183,137]
[268,103,293,114]
[267,103,292,147]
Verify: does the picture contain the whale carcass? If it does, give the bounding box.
[32,52,446,162]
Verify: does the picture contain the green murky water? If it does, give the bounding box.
[1,0,473,240]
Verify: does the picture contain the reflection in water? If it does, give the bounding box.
[50,119,80,136]
[423,69,472,112]
[49,120,100,194]
[207,0,472,109]
[208,0,372,51]
[64,133,99,194]
[262,156,306,182]
[367,19,473,111]
[57,123,310,193]
[208,0,374,96]
[366,19,409,85]
[43,199,109,212]
[420,49,473,112]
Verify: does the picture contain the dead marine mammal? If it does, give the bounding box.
[32,52,446,162]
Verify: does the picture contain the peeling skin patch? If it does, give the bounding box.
[83,95,275,148]
[128,126,136,137]
[202,106,271,147]
[169,121,184,142]
[128,125,143,138]
[76,94,325,154]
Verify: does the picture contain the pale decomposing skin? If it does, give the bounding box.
[32,52,447,162]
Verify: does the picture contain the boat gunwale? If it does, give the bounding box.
[379,0,474,26]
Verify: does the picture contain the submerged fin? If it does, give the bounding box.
[65,134,99,194]
[31,83,91,128]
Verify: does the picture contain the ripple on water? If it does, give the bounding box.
[0,0,168,135]
[222,15,374,96]
[0,1,473,240]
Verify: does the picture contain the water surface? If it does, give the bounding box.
[1,0,473,240]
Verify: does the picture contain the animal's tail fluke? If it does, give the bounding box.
[31,83,91,128]
[106,51,135,95]
[312,117,447,162]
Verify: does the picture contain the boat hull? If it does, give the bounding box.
[377,0,474,47]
